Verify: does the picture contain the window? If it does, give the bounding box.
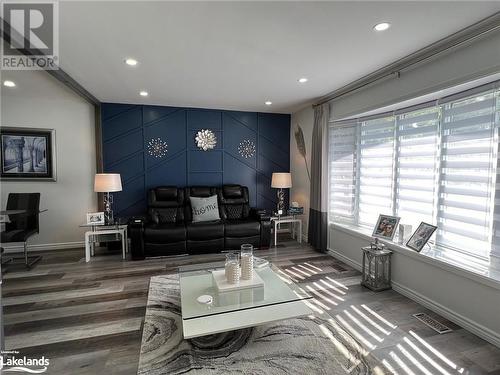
[329,121,357,223]
[328,84,500,259]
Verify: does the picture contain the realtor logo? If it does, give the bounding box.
[1,0,59,70]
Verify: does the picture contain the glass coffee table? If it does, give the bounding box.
[178,261,313,339]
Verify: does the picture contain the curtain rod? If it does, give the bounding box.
[314,12,500,107]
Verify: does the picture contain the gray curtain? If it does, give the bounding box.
[308,103,329,252]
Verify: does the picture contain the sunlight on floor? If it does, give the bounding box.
[286,262,466,374]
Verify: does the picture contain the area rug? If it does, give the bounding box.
[138,273,376,375]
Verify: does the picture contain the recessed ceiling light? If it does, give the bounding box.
[298,78,308,83]
[3,80,16,87]
[125,58,138,66]
[139,91,148,97]
[265,101,272,106]
[373,22,391,31]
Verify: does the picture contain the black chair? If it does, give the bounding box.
[0,193,41,269]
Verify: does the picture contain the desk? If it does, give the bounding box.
[271,216,302,247]
[80,222,128,262]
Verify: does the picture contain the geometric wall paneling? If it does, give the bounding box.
[257,113,291,153]
[257,193,279,212]
[223,112,257,168]
[102,102,290,216]
[115,198,147,218]
[113,174,145,216]
[188,109,222,130]
[189,172,223,187]
[257,153,287,180]
[106,152,144,184]
[143,105,180,125]
[144,109,187,169]
[224,111,258,132]
[223,153,257,206]
[257,172,278,202]
[190,150,222,172]
[102,107,142,142]
[257,172,279,211]
[146,152,187,190]
[258,135,288,170]
[103,129,143,167]
[101,103,137,122]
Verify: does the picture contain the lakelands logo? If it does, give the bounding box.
[1,0,59,70]
[0,351,50,373]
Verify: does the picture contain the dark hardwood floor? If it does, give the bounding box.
[2,236,500,374]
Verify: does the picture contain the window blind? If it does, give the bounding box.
[358,116,395,226]
[328,82,500,260]
[396,107,439,228]
[438,90,498,257]
[329,122,357,223]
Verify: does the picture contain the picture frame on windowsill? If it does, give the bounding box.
[372,214,400,241]
[406,222,438,252]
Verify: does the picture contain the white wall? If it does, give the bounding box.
[1,70,96,250]
[290,105,314,241]
[330,29,500,120]
[329,225,500,347]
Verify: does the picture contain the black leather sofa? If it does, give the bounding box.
[129,185,271,259]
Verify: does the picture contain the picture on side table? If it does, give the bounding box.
[87,212,105,225]
[406,222,438,252]
[372,214,400,240]
[0,127,56,180]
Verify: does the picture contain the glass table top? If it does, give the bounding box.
[178,261,312,320]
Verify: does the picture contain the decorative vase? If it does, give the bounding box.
[240,244,253,280]
[225,252,240,284]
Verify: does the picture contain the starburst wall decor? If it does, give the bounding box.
[238,139,256,158]
[147,137,168,158]
[195,129,217,151]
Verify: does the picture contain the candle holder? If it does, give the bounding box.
[240,244,254,280]
[225,252,240,284]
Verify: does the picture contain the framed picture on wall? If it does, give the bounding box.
[0,127,56,181]
[406,222,438,252]
[372,214,400,240]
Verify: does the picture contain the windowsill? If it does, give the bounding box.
[330,222,500,291]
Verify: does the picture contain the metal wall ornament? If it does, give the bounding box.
[238,139,256,158]
[195,129,217,151]
[147,137,168,158]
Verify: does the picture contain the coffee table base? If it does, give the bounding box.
[182,299,312,339]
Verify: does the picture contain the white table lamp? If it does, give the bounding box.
[94,173,122,224]
[271,172,292,217]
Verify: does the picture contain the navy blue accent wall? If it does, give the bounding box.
[101,103,290,216]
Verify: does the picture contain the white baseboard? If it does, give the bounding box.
[327,247,500,348]
[392,281,500,348]
[327,248,362,271]
[2,241,84,252]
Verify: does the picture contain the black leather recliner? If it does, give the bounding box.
[129,185,271,259]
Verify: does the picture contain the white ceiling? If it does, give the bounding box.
[54,1,500,113]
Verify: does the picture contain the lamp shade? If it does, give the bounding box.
[271,172,292,188]
[94,173,122,192]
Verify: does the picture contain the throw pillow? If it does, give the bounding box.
[190,195,220,223]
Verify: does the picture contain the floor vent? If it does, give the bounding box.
[413,313,453,334]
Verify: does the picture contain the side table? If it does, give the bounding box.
[80,222,128,262]
[270,216,302,247]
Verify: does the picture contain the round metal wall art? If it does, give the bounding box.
[238,139,256,158]
[195,129,217,151]
[147,137,168,158]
